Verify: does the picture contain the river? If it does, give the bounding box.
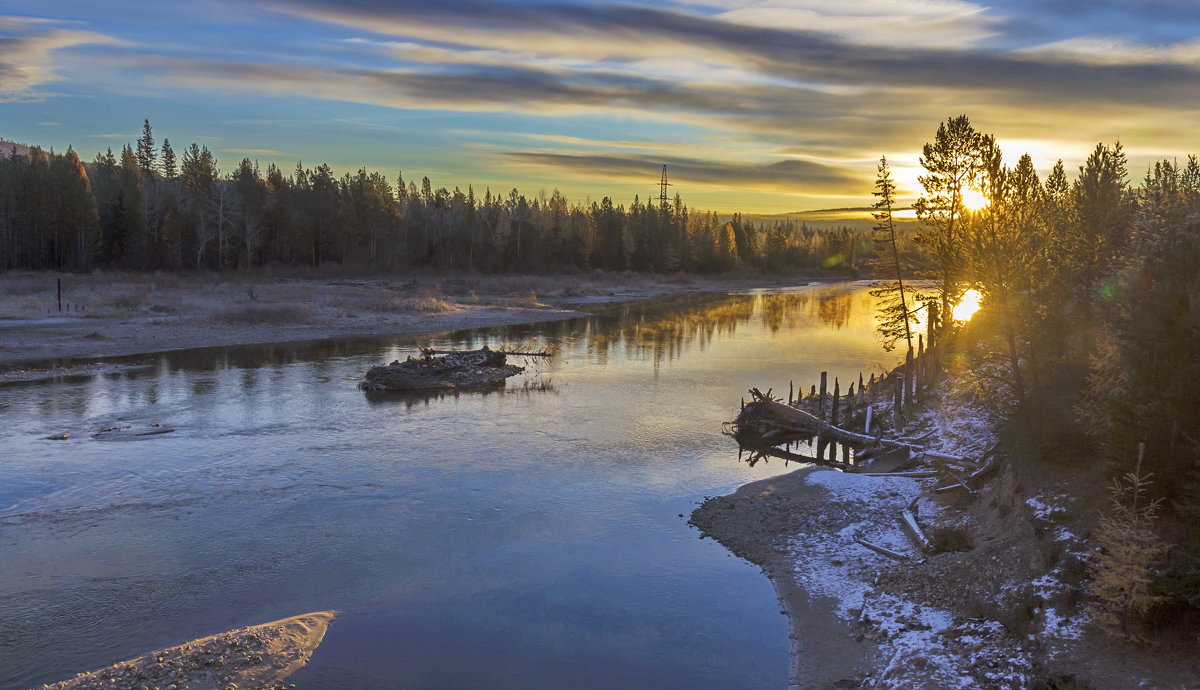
[0,282,902,689]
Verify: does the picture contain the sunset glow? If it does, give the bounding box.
[1,1,1198,212]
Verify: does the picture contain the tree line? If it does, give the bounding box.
[0,120,878,275]
[879,114,1200,635]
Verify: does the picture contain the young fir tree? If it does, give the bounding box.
[867,156,915,352]
[1090,447,1167,640]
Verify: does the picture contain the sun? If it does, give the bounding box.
[961,188,988,211]
[952,289,983,322]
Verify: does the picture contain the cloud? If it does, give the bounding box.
[502,151,861,193]
[711,0,997,49]
[1017,36,1200,66]
[0,17,121,101]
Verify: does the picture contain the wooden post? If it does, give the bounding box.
[894,373,904,425]
[57,278,62,312]
[869,373,876,400]
[846,382,855,418]
[789,380,794,406]
[904,347,916,405]
[819,371,828,420]
[831,378,840,427]
[928,302,939,349]
[810,384,817,399]
[864,405,873,434]
[858,372,865,407]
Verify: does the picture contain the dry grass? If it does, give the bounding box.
[369,296,460,314]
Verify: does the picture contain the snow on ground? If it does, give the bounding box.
[793,467,1036,688]
[779,378,1059,688]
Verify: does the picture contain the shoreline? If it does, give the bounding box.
[0,271,829,377]
[692,387,1041,688]
[692,361,1200,688]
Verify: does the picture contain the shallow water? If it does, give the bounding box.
[0,282,901,689]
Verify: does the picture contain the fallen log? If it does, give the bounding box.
[928,459,978,495]
[744,390,971,463]
[421,348,552,358]
[859,471,939,478]
[855,538,910,561]
[900,509,932,552]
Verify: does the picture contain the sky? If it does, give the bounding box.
[3,0,1200,213]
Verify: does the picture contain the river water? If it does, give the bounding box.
[0,282,901,689]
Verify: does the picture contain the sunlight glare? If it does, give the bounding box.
[952,289,983,322]
[961,188,988,211]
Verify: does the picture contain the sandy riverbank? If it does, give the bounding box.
[0,269,819,377]
[39,611,338,689]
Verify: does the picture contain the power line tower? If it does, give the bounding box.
[658,165,672,210]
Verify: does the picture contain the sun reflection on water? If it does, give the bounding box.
[952,288,983,321]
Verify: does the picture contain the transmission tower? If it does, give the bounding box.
[658,165,672,210]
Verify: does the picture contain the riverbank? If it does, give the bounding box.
[39,611,338,689]
[692,354,1200,688]
[0,269,821,377]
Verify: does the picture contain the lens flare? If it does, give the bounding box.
[952,289,982,321]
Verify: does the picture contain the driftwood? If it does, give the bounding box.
[360,347,525,392]
[855,538,910,561]
[742,389,969,463]
[860,471,939,478]
[900,508,932,551]
[420,348,551,358]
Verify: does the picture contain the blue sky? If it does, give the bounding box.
[3,0,1200,212]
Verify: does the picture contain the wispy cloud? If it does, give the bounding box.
[0,16,121,102]
[503,151,861,193]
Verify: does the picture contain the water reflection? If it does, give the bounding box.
[0,282,900,690]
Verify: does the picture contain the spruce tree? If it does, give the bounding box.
[160,138,177,179]
[136,119,156,176]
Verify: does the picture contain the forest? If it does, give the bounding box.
[0,120,880,275]
[878,115,1200,637]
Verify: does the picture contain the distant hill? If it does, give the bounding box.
[742,206,918,231]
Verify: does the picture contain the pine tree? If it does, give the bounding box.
[868,156,915,352]
[160,138,177,179]
[913,115,995,338]
[136,119,156,176]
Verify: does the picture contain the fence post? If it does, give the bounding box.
[831,378,841,427]
[819,371,828,420]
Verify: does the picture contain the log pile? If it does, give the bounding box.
[359,346,527,392]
